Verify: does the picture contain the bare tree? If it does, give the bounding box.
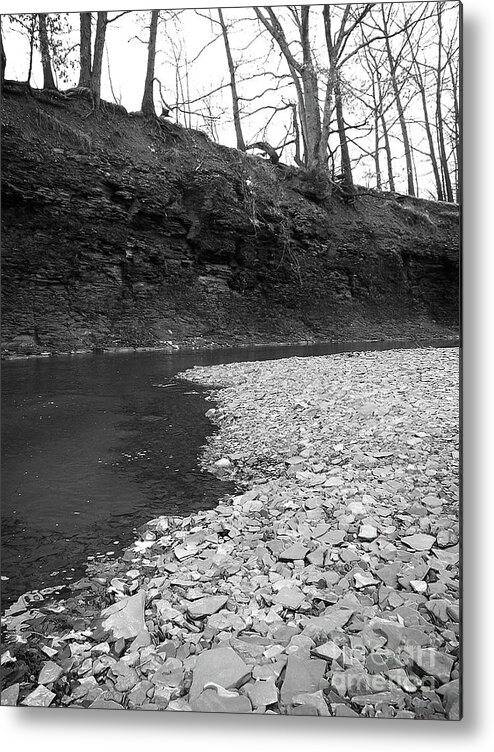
[380,4,415,196]
[0,16,6,85]
[38,13,56,90]
[78,12,92,88]
[90,11,107,105]
[217,8,245,151]
[141,10,159,116]
[404,15,443,200]
[435,3,454,202]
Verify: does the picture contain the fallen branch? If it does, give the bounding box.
[245,140,280,164]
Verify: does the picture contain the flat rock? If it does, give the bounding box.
[191,688,251,713]
[404,646,454,684]
[187,595,228,619]
[100,589,147,640]
[292,689,330,716]
[280,654,326,704]
[436,529,458,548]
[189,647,251,700]
[437,679,461,720]
[38,660,64,685]
[311,641,342,662]
[358,524,378,541]
[402,534,436,551]
[244,679,278,708]
[21,685,56,707]
[273,588,305,609]
[279,543,309,561]
[354,571,379,588]
[1,683,20,706]
[302,610,353,638]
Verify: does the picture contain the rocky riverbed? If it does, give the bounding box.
[1,347,460,719]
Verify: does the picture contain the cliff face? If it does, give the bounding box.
[1,89,459,355]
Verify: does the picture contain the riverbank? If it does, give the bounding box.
[1,328,459,360]
[2,89,459,358]
[1,347,460,719]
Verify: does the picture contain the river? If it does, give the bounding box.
[1,339,457,606]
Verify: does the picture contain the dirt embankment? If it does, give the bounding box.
[1,87,459,356]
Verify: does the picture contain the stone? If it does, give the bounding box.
[422,495,443,508]
[88,697,123,710]
[375,563,402,588]
[447,604,460,622]
[358,524,378,541]
[110,661,140,692]
[130,629,152,650]
[273,588,305,609]
[292,689,330,716]
[100,589,147,640]
[280,654,326,705]
[187,595,228,619]
[189,647,251,700]
[38,661,64,685]
[191,688,251,713]
[207,611,246,632]
[214,458,232,468]
[351,689,406,706]
[332,703,359,717]
[244,679,279,708]
[402,534,436,551]
[436,529,458,548]
[347,501,367,515]
[410,580,428,594]
[302,610,353,639]
[288,704,319,715]
[404,646,454,684]
[127,680,154,708]
[354,572,379,588]
[21,685,56,707]
[279,544,309,561]
[1,683,20,706]
[307,548,326,566]
[386,668,418,693]
[311,641,342,662]
[437,679,461,720]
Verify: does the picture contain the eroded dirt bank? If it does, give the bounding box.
[1,87,459,356]
[2,348,460,718]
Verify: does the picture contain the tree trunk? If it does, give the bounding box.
[371,76,382,191]
[300,6,322,168]
[38,13,56,90]
[419,69,443,200]
[91,11,107,106]
[253,7,322,170]
[218,9,245,151]
[78,12,92,88]
[290,103,303,167]
[404,21,443,199]
[435,4,454,202]
[1,17,6,86]
[373,66,395,192]
[26,15,37,86]
[334,76,353,191]
[382,8,414,196]
[141,10,159,117]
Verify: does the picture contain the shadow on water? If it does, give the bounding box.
[1,338,458,606]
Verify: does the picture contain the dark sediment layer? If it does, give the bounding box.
[1,86,459,356]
